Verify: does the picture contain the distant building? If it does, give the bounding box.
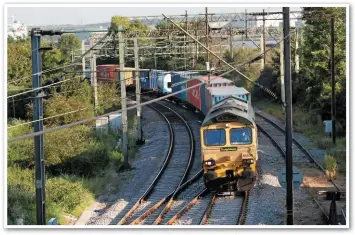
[7,16,28,40]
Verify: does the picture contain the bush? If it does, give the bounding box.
[7,120,34,165]
[7,165,94,225]
[46,176,94,218]
[316,137,334,150]
[324,155,338,179]
[43,94,95,127]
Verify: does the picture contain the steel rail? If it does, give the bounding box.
[117,103,174,225]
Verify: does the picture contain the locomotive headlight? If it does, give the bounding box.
[243,159,254,164]
[204,159,216,166]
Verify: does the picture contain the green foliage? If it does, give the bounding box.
[7,119,34,164]
[43,94,94,126]
[324,155,338,179]
[97,83,121,115]
[58,34,81,61]
[7,39,32,87]
[110,16,148,31]
[299,7,346,130]
[7,165,94,225]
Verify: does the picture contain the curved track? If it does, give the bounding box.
[116,101,195,225]
[255,111,346,225]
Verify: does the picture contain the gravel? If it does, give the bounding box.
[244,132,286,225]
[76,105,170,225]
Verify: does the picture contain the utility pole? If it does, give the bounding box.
[283,7,294,225]
[82,40,86,79]
[31,29,45,225]
[262,9,266,68]
[134,38,143,144]
[118,26,129,169]
[154,53,157,69]
[205,7,210,85]
[89,39,94,85]
[295,28,300,74]
[280,35,285,113]
[244,9,248,48]
[92,54,98,113]
[185,10,188,70]
[229,28,234,60]
[259,9,265,71]
[331,16,336,144]
[260,31,265,71]
[195,30,199,68]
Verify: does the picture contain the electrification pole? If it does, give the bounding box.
[280,35,285,113]
[118,26,129,168]
[262,9,266,69]
[260,31,265,71]
[283,7,294,225]
[134,38,143,144]
[82,40,86,79]
[295,28,300,74]
[31,28,46,225]
[92,54,98,113]
[229,28,234,60]
[185,10,188,70]
[331,16,336,144]
[205,7,210,85]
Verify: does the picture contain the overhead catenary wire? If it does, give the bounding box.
[8,108,88,129]
[8,75,223,143]
[8,63,82,85]
[218,33,290,77]
[162,13,278,99]
[8,32,109,86]
[7,76,82,99]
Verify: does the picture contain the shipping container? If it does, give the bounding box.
[171,73,188,101]
[197,75,233,87]
[150,70,158,90]
[187,78,203,110]
[200,83,208,114]
[157,71,172,94]
[205,86,250,112]
[116,67,134,86]
[139,71,150,90]
[96,65,119,83]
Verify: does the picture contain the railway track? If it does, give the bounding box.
[255,111,346,225]
[199,192,249,225]
[115,100,195,225]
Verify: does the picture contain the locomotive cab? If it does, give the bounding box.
[200,96,257,192]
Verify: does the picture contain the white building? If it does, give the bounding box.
[7,16,28,40]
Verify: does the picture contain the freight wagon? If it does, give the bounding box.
[204,86,250,114]
[96,64,135,86]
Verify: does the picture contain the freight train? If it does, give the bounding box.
[97,65,257,192]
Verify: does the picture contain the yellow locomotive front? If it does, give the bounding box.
[200,96,257,192]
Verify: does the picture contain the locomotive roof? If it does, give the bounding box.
[201,96,255,127]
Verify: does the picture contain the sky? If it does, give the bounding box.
[7,6,301,26]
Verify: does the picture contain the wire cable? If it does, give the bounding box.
[8,108,88,129]
[8,75,222,143]
[7,76,82,99]
[7,63,82,85]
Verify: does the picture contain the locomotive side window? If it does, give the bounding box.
[204,129,226,146]
[230,127,252,145]
[167,82,172,88]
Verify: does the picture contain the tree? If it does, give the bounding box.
[7,39,32,87]
[299,7,346,129]
[58,34,81,62]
